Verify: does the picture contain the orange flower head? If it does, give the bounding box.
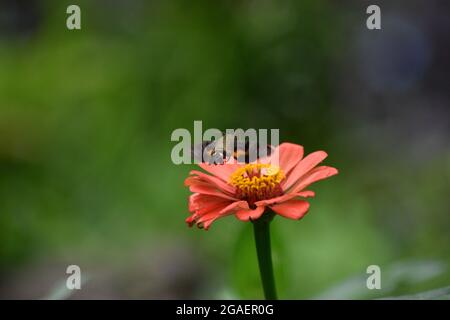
[184,143,338,230]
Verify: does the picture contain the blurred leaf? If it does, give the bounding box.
[44,274,90,300]
[315,260,447,299]
[380,286,450,300]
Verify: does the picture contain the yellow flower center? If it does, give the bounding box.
[229,163,285,206]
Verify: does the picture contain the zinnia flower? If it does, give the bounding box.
[184,143,338,230]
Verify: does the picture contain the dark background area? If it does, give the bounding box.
[0,0,449,299]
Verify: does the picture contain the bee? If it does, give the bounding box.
[192,132,273,165]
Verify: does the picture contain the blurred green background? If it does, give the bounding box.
[0,0,449,299]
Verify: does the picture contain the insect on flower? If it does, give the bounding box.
[191,132,273,165]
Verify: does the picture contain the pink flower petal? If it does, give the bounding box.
[198,163,242,182]
[271,200,310,220]
[186,215,195,226]
[194,199,232,215]
[260,167,337,205]
[290,166,338,193]
[202,218,220,230]
[267,143,304,175]
[219,201,249,214]
[184,176,208,187]
[197,208,233,230]
[235,206,266,221]
[189,170,236,194]
[282,151,328,190]
[187,197,238,230]
[188,193,229,212]
[254,190,315,206]
[189,184,238,201]
[189,207,230,230]
[296,190,315,198]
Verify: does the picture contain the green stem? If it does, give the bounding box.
[252,212,278,300]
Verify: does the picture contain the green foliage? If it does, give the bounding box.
[0,0,448,299]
